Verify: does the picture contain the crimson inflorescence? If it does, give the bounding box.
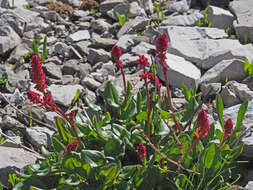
[224,118,233,137]
[196,109,211,139]
[65,141,79,153]
[137,144,146,159]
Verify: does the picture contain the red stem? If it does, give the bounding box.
[163,69,182,132]
[143,67,151,138]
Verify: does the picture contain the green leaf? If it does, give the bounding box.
[181,97,198,122]
[63,153,82,171]
[85,96,102,112]
[201,143,216,169]
[54,117,72,143]
[0,72,8,84]
[81,149,105,167]
[115,11,124,26]
[104,82,122,107]
[125,8,130,22]
[136,112,147,122]
[100,164,118,184]
[158,109,172,119]
[41,146,53,157]
[216,94,224,129]
[121,99,137,120]
[52,136,66,152]
[234,100,248,133]
[104,138,125,157]
[71,89,81,106]
[97,112,111,128]
[137,92,142,113]
[215,129,223,142]
[41,36,48,62]
[0,183,3,190]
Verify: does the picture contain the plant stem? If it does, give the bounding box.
[163,69,182,132]
[143,67,151,138]
[120,67,128,107]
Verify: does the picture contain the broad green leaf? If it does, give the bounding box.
[215,129,223,142]
[85,96,102,112]
[181,97,198,122]
[234,100,248,133]
[63,153,81,171]
[216,94,224,129]
[71,89,81,105]
[100,164,118,184]
[81,149,105,167]
[136,112,147,122]
[121,99,137,120]
[201,143,216,169]
[97,112,111,128]
[54,117,71,142]
[158,109,171,119]
[115,11,124,26]
[182,85,191,102]
[137,92,142,113]
[104,138,124,157]
[41,36,48,62]
[104,82,122,107]
[52,136,66,152]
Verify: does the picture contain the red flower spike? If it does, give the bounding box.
[30,55,47,93]
[137,144,146,159]
[224,118,233,137]
[156,33,169,54]
[27,90,41,104]
[137,55,148,68]
[116,60,123,69]
[42,93,57,111]
[196,109,210,139]
[65,141,79,153]
[111,46,122,62]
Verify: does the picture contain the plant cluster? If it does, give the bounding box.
[153,2,165,26]
[11,33,248,190]
[244,59,253,76]
[196,6,212,27]
[46,1,74,18]
[115,8,130,27]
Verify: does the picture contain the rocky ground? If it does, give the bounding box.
[0,0,253,189]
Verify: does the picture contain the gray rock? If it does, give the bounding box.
[161,12,203,27]
[0,25,21,56]
[71,10,90,21]
[116,34,136,53]
[245,181,253,190]
[91,33,117,49]
[131,41,155,55]
[167,0,190,13]
[230,0,253,43]
[43,111,59,126]
[200,82,221,97]
[25,126,55,148]
[79,63,92,80]
[200,59,247,84]
[120,53,139,66]
[8,0,28,8]
[28,0,54,6]
[47,84,84,107]
[99,0,126,14]
[207,6,235,30]
[0,115,24,130]
[117,16,150,38]
[223,99,253,131]
[62,0,81,7]
[0,0,8,8]
[0,146,39,187]
[87,48,111,65]
[243,76,253,91]
[68,30,90,42]
[7,43,30,64]
[157,53,201,88]
[160,26,241,66]
[1,13,26,36]
[91,19,111,34]
[74,40,91,56]
[43,62,62,80]
[81,75,102,91]
[142,0,153,15]
[96,61,115,76]
[62,59,80,76]
[9,89,25,106]
[200,0,230,8]
[221,81,253,107]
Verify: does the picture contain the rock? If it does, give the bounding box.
[116,34,136,53]
[200,59,247,84]
[7,43,30,64]
[0,146,39,187]
[117,16,150,38]
[87,48,111,65]
[62,59,80,76]
[230,0,253,43]
[74,40,91,56]
[200,0,230,8]
[43,62,62,80]
[71,10,90,21]
[157,53,201,89]
[161,12,203,27]
[167,0,190,13]
[0,25,21,56]
[0,115,24,130]
[142,0,153,15]
[99,0,126,14]
[25,126,55,148]
[47,84,84,107]
[243,76,253,91]
[8,0,28,8]
[223,99,253,131]
[91,19,111,34]
[207,6,235,30]
[68,30,90,42]
[120,53,139,66]
[0,0,8,8]
[200,82,221,97]
[43,111,59,126]
[9,89,25,106]
[221,81,253,107]
[81,75,102,91]
[1,13,26,36]
[245,181,253,190]
[62,0,81,7]
[91,33,117,49]
[131,41,155,55]
[160,26,242,67]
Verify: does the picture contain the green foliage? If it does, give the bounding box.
[196,6,212,27]
[90,9,102,17]
[115,8,130,27]
[0,72,8,84]
[153,2,164,26]
[225,27,236,40]
[13,64,248,189]
[244,59,253,76]
[31,36,48,62]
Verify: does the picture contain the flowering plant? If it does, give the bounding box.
[13,34,248,190]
